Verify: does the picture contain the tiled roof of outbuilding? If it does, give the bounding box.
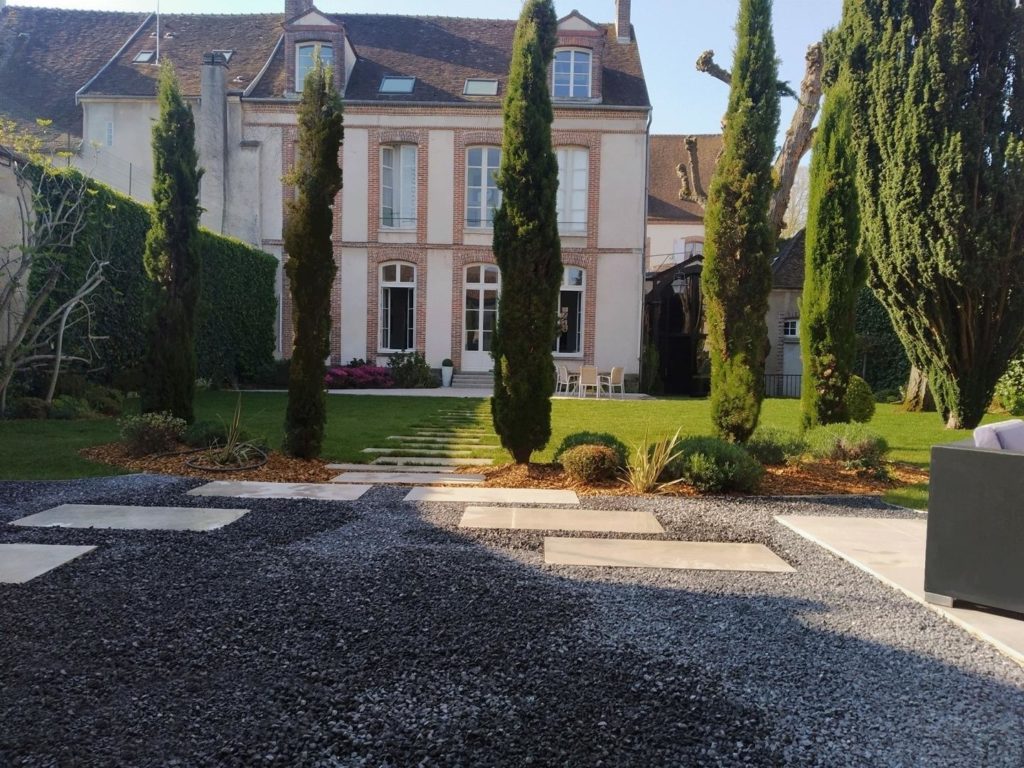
[771,228,806,290]
[647,134,723,223]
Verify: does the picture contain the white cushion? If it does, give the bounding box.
[973,419,1024,450]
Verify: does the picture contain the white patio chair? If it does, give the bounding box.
[555,365,577,396]
[600,366,625,398]
[577,365,600,398]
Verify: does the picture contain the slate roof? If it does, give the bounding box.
[0,7,147,138]
[252,14,649,107]
[647,134,723,223]
[771,228,806,290]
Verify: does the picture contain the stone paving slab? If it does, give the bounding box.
[372,457,493,466]
[362,447,473,456]
[331,472,485,485]
[460,506,664,533]
[405,487,579,505]
[188,481,371,501]
[776,515,1024,667]
[0,544,97,584]
[544,538,795,572]
[12,504,248,532]
[327,463,458,474]
[386,435,486,443]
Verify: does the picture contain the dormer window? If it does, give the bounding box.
[379,77,416,94]
[553,49,591,98]
[296,42,333,91]
[133,50,156,64]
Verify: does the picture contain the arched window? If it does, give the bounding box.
[672,238,704,263]
[296,42,333,91]
[381,144,417,229]
[553,266,585,355]
[553,48,592,98]
[379,262,415,351]
[466,146,502,228]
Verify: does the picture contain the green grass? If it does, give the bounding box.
[0,392,992,508]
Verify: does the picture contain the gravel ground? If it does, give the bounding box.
[1,474,1022,767]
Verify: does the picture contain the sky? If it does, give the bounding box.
[11,0,845,135]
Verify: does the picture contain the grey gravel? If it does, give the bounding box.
[1,475,1022,766]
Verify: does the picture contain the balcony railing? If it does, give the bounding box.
[764,374,801,399]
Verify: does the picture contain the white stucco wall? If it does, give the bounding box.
[597,132,645,250]
[79,98,162,204]
[425,249,454,366]
[427,130,454,245]
[594,251,642,374]
[341,128,368,242]
[0,161,25,345]
[765,288,801,376]
[339,246,368,364]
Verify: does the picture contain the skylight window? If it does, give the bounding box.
[133,50,156,64]
[379,76,416,94]
[212,49,234,63]
[463,79,498,96]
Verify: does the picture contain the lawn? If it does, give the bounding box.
[0,390,989,507]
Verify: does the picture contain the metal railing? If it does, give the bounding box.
[764,374,801,399]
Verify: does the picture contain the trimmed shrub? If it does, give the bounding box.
[993,358,1024,415]
[10,397,50,420]
[49,395,91,420]
[873,387,902,404]
[182,420,228,448]
[844,375,876,423]
[746,426,805,466]
[387,352,436,388]
[119,411,186,457]
[554,431,629,467]
[325,365,393,389]
[805,423,888,469]
[666,436,763,493]
[84,384,125,416]
[560,444,619,484]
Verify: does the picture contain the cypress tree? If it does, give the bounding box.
[491,0,562,464]
[141,62,203,422]
[845,0,1024,429]
[283,59,343,458]
[701,0,780,442]
[799,71,866,428]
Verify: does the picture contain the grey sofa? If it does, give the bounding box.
[924,437,1024,615]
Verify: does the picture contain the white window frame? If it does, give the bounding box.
[553,266,585,355]
[295,42,333,92]
[104,121,113,148]
[379,261,416,352]
[553,48,592,99]
[465,146,502,229]
[783,318,800,339]
[381,144,418,229]
[555,147,589,234]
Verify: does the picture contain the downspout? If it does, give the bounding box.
[637,107,652,390]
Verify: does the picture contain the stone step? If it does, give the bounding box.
[413,430,491,437]
[459,506,664,534]
[386,435,486,443]
[331,472,485,485]
[189,481,371,501]
[327,463,458,474]
[543,538,795,572]
[12,504,248,532]
[362,447,473,457]
[371,457,494,466]
[404,486,579,505]
[0,544,97,584]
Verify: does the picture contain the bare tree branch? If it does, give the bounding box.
[696,50,732,86]
[676,135,709,209]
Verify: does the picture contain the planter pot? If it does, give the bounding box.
[441,365,454,387]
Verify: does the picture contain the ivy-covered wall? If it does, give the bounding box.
[33,167,276,388]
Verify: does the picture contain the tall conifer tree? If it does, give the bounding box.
[283,59,343,458]
[141,62,203,422]
[800,71,865,428]
[701,0,780,442]
[491,0,561,464]
[845,0,1024,429]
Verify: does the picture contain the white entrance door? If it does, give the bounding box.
[463,264,500,372]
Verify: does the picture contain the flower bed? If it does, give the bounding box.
[324,365,393,389]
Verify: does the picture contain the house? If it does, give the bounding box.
[0,0,652,384]
[644,133,806,396]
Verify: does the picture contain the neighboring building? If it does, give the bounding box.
[0,0,651,382]
[644,133,806,396]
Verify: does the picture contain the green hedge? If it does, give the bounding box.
[855,286,910,392]
[31,167,276,388]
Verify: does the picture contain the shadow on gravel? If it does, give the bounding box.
[0,480,1021,767]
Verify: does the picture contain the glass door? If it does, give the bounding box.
[463,264,500,371]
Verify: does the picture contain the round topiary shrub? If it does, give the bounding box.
[84,384,125,416]
[666,436,763,493]
[746,426,805,466]
[560,444,620,484]
[805,423,888,469]
[119,411,187,457]
[49,394,91,420]
[554,431,629,467]
[183,419,229,448]
[844,375,876,422]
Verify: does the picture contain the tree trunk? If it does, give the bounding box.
[903,366,936,412]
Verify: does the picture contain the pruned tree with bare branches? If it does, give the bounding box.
[0,120,111,415]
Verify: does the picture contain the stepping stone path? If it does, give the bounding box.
[404,487,579,505]
[189,481,371,501]
[12,504,247,532]
[362,447,475,457]
[371,457,493,466]
[331,472,484,485]
[543,537,795,572]
[0,543,96,584]
[459,506,664,533]
[327,463,458,474]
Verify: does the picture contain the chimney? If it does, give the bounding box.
[285,0,314,19]
[615,0,631,43]
[199,52,228,234]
